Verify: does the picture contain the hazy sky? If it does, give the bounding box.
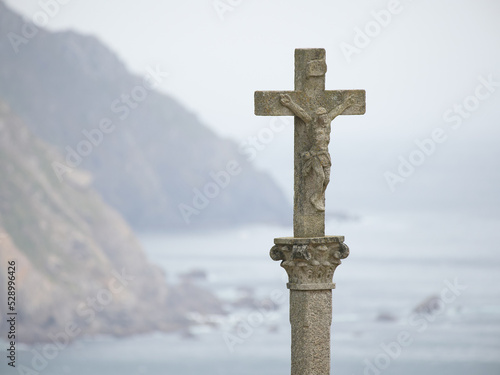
[5,0,500,217]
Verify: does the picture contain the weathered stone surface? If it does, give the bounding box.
[255,48,365,375]
[270,236,349,290]
[290,289,332,375]
[270,236,349,375]
[255,48,366,238]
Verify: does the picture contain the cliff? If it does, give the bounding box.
[0,1,291,231]
[0,101,223,343]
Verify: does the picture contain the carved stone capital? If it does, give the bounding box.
[270,236,349,291]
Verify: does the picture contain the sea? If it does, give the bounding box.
[4,212,500,375]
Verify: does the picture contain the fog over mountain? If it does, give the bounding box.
[5,0,498,220]
[0,1,291,343]
[0,0,499,361]
[0,1,291,231]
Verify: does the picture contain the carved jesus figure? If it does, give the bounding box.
[280,93,355,211]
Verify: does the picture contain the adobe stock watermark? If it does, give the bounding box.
[16,268,135,375]
[360,278,467,375]
[178,160,242,224]
[178,117,288,224]
[238,117,290,162]
[384,74,499,192]
[7,0,72,54]
[340,0,412,63]
[51,65,169,182]
[213,0,243,21]
[222,289,286,353]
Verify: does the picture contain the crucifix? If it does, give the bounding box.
[255,48,365,238]
[254,48,366,375]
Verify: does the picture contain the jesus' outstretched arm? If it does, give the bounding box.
[327,94,356,122]
[280,94,312,123]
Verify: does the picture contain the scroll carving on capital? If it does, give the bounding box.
[270,236,349,291]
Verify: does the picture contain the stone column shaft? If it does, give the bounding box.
[255,48,363,375]
[270,236,349,375]
[290,289,332,375]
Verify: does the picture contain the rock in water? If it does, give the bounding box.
[413,294,442,316]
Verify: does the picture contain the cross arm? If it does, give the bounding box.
[322,90,366,118]
[280,94,312,123]
[254,91,307,117]
[255,90,366,118]
[327,93,356,122]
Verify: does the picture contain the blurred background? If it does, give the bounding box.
[0,0,499,374]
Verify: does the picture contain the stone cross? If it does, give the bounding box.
[254,48,366,375]
[255,48,365,238]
